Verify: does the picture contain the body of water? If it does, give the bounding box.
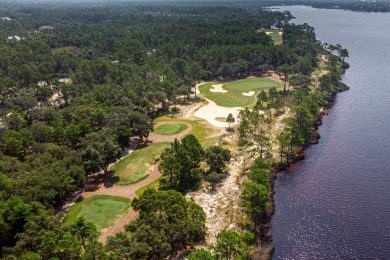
[271,6,390,259]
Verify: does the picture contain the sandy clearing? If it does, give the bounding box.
[210,84,228,93]
[278,31,283,35]
[266,71,284,83]
[193,82,207,96]
[265,32,272,35]
[242,91,255,96]
[194,98,241,128]
[186,154,245,244]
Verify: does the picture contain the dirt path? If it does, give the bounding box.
[77,121,192,243]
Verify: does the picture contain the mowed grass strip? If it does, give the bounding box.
[64,195,131,231]
[199,77,283,107]
[153,123,187,135]
[261,29,283,45]
[135,178,160,197]
[110,142,170,186]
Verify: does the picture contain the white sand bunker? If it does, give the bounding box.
[278,32,283,35]
[194,98,241,128]
[265,32,272,35]
[210,84,228,93]
[242,91,255,96]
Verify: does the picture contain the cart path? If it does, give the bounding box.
[77,121,192,244]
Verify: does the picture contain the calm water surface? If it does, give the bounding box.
[271,6,390,259]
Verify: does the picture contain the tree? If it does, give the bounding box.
[82,132,122,174]
[2,131,31,159]
[241,182,269,226]
[106,232,132,259]
[188,249,214,260]
[82,240,107,260]
[253,135,271,159]
[159,135,204,191]
[214,230,248,260]
[129,190,206,259]
[340,48,349,62]
[268,86,278,104]
[115,125,132,148]
[226,113,235,130]
[159,156,181,190]
[69,217,99,250]
[6,113,27,131]
[0,196,32,249]
[205,171,225,191]
[181,134,205,169]
[204,146,231,173]
[257,90,268,107]
[277,64,293,92]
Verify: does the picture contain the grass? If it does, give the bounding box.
[64,195,131,231]
[199,77,283,107]
[110,142,170,185]
[135,178,160,197]
[154,116,219,147]
[153,123,187,135]
[260,29,283,45]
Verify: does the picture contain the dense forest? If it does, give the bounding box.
[0,2,348,258]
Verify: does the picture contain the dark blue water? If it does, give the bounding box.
[271,6,390,259]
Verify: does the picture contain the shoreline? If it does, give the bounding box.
[257,80,350,260]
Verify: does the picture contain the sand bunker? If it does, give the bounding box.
[210,84,228,93]
[242,91,255,96]
[265,32,272,35]
[194,98,241,128]
[278,31,283,35]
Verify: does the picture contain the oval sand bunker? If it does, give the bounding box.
[209,84,228,93]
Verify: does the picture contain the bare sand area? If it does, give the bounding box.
[209,84,228,93]
[194,98,241,128]
[242,91,255,96]
[186,154,245,244]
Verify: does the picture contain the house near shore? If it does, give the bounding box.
[59,78,72,84]
[7,35,23,42]
[39,26,54,31]
[37,81,48,87]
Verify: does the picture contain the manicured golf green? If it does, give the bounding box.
[153,123,187,135]
[110,142,170,185]
[199,77,283,107]
[261,29,283,45]
[64,195,131,231]
[154,116,221,147]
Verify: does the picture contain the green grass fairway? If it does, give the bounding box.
[64,195,131,231]
[110,142,170,185]
[199,78,283,107]
[261,29,283,45]
[153,123,187,135]
[135,178,160,197]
